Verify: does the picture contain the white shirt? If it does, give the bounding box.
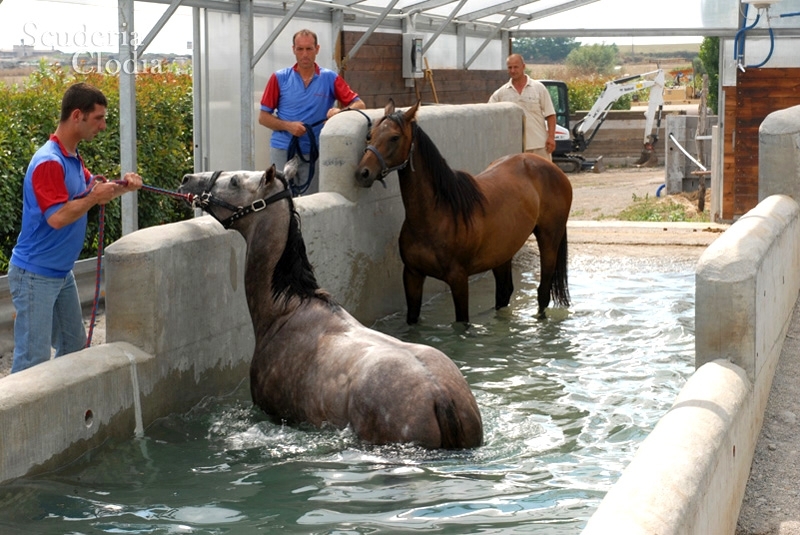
[489,75,556,151]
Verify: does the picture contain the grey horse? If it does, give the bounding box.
[178,167,483,449]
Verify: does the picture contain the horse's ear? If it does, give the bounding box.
[405,100,420,122]
[263,165,276,185]
[384,98,395,116]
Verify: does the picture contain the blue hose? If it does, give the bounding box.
[656,184,665,198]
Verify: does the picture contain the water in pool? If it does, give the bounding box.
[0,256,696,534]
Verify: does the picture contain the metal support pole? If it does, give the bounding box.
[240,0,254,169]
[119,0,138,234]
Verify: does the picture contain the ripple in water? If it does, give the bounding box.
[0,265,695,534]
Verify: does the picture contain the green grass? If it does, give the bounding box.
[618,193,709,222]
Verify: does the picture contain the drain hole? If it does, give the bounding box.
[85,409,94,428]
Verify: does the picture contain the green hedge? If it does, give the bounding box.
[566,76,633,112]
[0,63,194,273]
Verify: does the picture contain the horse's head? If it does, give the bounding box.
[355,99,420,188]
[178,166,292,229]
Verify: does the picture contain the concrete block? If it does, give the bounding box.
[759,104,800,204]
[0,343,153,483]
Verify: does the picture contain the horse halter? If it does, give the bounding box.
[192,170,293,229]
[363,115,416,181]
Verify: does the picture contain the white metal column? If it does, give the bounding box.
[119,0,138,235]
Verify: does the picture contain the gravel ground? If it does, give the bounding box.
[1,165,797,533]
[736,302,800,535]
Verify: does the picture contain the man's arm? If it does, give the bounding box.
[46,173,143,229]
[326,98,366,119]
[545,114,557,154]
[258,110,307,137]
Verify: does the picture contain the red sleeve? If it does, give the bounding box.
[333,75,359,107]
[31,160,69,213]
[260,73,280,112]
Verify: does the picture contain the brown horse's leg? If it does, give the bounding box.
[533,227,559,317]
[492,260,514,310]
[448,275,471,323]
[403,266,426,324]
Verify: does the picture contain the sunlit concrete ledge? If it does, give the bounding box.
[583,194,800,535]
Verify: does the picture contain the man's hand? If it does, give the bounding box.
[121,172,143,192]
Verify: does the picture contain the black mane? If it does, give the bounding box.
[270,175,335,307]
[389,112,486,227]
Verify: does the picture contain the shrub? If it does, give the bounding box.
[566,76,632,112]
[0,62,194,272]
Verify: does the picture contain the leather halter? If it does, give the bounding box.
[192,170,293,229]
[363,116,415,179]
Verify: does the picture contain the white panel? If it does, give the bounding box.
[206,11,243,171]
[420,33,501,69]
[743,36,800,68]
[466,36,501,69]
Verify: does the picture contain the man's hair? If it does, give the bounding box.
[292,29,318,47]
[60,82,107,122]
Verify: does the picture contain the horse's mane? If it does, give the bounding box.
[270,176,335,307]
[391,113,487,227]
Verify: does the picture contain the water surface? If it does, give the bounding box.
[0,258,696,534]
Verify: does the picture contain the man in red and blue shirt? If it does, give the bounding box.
[9,82,142,373]
[259,29,365,195]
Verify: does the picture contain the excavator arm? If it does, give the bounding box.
[572,69,666,160]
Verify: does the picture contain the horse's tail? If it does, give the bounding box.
[551,228,571,307]
[435,396,483,449]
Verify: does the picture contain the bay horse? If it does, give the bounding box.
[355,100,573,324]
[178,167,482,449]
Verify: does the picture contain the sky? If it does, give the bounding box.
[0,0,705,56]
[0,0,194,54]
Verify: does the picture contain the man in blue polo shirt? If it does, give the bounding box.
[258,28,365,195]
[8,82,142,373]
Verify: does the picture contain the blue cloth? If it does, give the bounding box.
[8,264,86,373]
[260,65,360,154]
[10,137,91,278]
[9,135,92,373]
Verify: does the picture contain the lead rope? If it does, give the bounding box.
[83,178,193,347]
[286,108,373,196]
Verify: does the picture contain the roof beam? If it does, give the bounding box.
[137,0,186,55]
[509,27,751,39]
[458,0,535,23]
[402,0,461,13]
[343,0,403,64]
[504,0,599,29]
[422,0,468,53]
[252,0,307,68]
[464,9,514,68]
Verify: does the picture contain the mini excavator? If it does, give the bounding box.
[543,69,666,173]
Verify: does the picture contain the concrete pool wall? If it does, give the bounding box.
[1,102,799,535]
[583,105,800,535]
[0,102,524,484]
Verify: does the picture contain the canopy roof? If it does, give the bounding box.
[155,0,798,40]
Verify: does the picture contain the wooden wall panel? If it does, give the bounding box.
[339,31,507,109]
[722,68,800,220]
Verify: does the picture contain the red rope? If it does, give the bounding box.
[85,203,105,348]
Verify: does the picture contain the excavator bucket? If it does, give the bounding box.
[635,140,659,167]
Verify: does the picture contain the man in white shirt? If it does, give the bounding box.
[489,53,557,160]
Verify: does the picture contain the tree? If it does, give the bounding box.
[512,37,580,63]
[698,37,720,114]
[565,44,619,76]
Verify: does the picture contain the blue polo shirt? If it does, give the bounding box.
[10,135,92,278]
[260,64,361,154]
